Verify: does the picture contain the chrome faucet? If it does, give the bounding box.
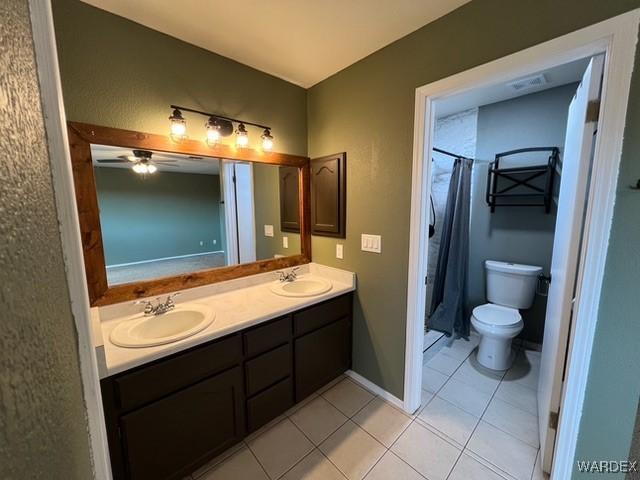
[135,293,181,316]
[277,267,300,283]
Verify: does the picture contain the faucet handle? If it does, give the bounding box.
[166,292,181,306]
[134,299,153,314]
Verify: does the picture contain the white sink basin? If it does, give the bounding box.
[110,303,215,348]
[270,277,332,297]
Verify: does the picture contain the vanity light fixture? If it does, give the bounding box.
[168,105,273,150]
[235,123,249,148]
[169,108,187,141]
[261,128,274,151]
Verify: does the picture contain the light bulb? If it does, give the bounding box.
[236,123,249,148]
[169,108,186,140]
[206,117,221,146]
[133,163,148,174]
[261,128,274,151]
[146,163,157,174]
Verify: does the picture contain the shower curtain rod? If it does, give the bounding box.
[433,147,474,161]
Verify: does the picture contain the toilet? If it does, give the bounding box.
[471,260,542,370]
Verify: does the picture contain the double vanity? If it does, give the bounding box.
[93,264,355,480]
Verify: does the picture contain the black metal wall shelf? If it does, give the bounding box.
[486,147,559,213]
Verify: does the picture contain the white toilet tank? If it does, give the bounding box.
[485,260,542,309]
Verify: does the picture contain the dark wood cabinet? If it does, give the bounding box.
[120,368,244,480]
[311,153,346,238]
[102,293,352,480]
[279,166,300,232]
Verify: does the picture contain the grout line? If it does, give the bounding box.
[245,440,275,479]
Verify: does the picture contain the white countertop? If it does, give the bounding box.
[93,263,355,377]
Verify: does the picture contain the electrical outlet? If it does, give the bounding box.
[336,244,344,259]
[199,240,204,246]
[264,225,274,237]
[283,236,289,248]
[361,234,382,253]
[212,239,217,245]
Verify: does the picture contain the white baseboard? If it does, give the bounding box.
[345,370,405,411]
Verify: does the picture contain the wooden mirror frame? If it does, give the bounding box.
[67,122,311,306]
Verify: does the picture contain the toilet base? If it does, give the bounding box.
[476,336,516,371]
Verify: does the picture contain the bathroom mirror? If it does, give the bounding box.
[68,122,311,306]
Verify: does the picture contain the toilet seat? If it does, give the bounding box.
[472,303,521,328]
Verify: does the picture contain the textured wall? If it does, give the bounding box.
[52,0,308,157]
[253,164,301,259]
[471,84,576,343]
[307,1,640,472]
[0,0,93,478]
[95,168,222,265]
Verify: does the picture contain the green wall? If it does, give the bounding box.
[307,1,640,475]
[94,168,222,265]
[52,0,308,157]
[1,0,93,477]
[253,164,301,259]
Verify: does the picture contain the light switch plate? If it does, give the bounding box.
[361,234,382,253]
[336,244,344,259]
[264,225,274,237]
[283,236,289,248]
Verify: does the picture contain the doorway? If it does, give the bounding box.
[404,11,639,479]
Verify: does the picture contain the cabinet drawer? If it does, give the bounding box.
[293,294,352,336]
[243,315,291,357]
[245,344,291,396]
[246,377,293,433]
[115,334,242,411]
[120,367,244,480]
[295,316,351,401]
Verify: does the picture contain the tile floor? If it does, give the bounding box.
[186,334,549,480]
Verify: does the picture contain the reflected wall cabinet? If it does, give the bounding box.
[311,153,346,238]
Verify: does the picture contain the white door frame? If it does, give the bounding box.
[222,161,257,264]
[29,1,112,478]
[404,9,639,479]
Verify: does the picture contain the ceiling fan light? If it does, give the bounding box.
[146,163,157,174]
[132,162,148,174]
[261,128,274,151]
[236,123,249,148]
[169,108,186,140]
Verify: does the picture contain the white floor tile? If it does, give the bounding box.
[353,397,412,447]
[364,451,424,480]
[281,449,347,480]
[422,367,449,393]
[503,352,540,390]
[531,449,549,480]
[424,330,444,350]
[452,360,502,395]
[425,351,464,376]
[247,418,314,479]
[417,396,479,447]
[391,422,461,480]
[467,421,537,480]
[495,381,537,416]
[319,421,386,480]
[289,396,348,445]
[199,446,269,480]
[483,397,539,448]
[322,378,375,417]
[286,393,319,416]
[448,453,508,480]
[438,378,492,417]
[439,338,477,361]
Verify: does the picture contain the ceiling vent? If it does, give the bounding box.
[507,74,548,92]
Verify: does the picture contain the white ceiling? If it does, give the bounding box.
[80,0,471,87]
[435,57,590,118]
[91,144,221,175]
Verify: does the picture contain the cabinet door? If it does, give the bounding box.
[294,317,351,401]
[279,166,300,232]
[119,367,244,480]
[311,153,346,238]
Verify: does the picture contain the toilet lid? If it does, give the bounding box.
[472,304,521,327]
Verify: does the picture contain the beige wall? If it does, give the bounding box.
[0,0,93,478]
[52,0,308,157]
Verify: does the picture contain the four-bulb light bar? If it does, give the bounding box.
[168,105,274,151]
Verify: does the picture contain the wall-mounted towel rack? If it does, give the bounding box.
[486,147,559,213]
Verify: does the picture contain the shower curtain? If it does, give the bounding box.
[429,157,473,338]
